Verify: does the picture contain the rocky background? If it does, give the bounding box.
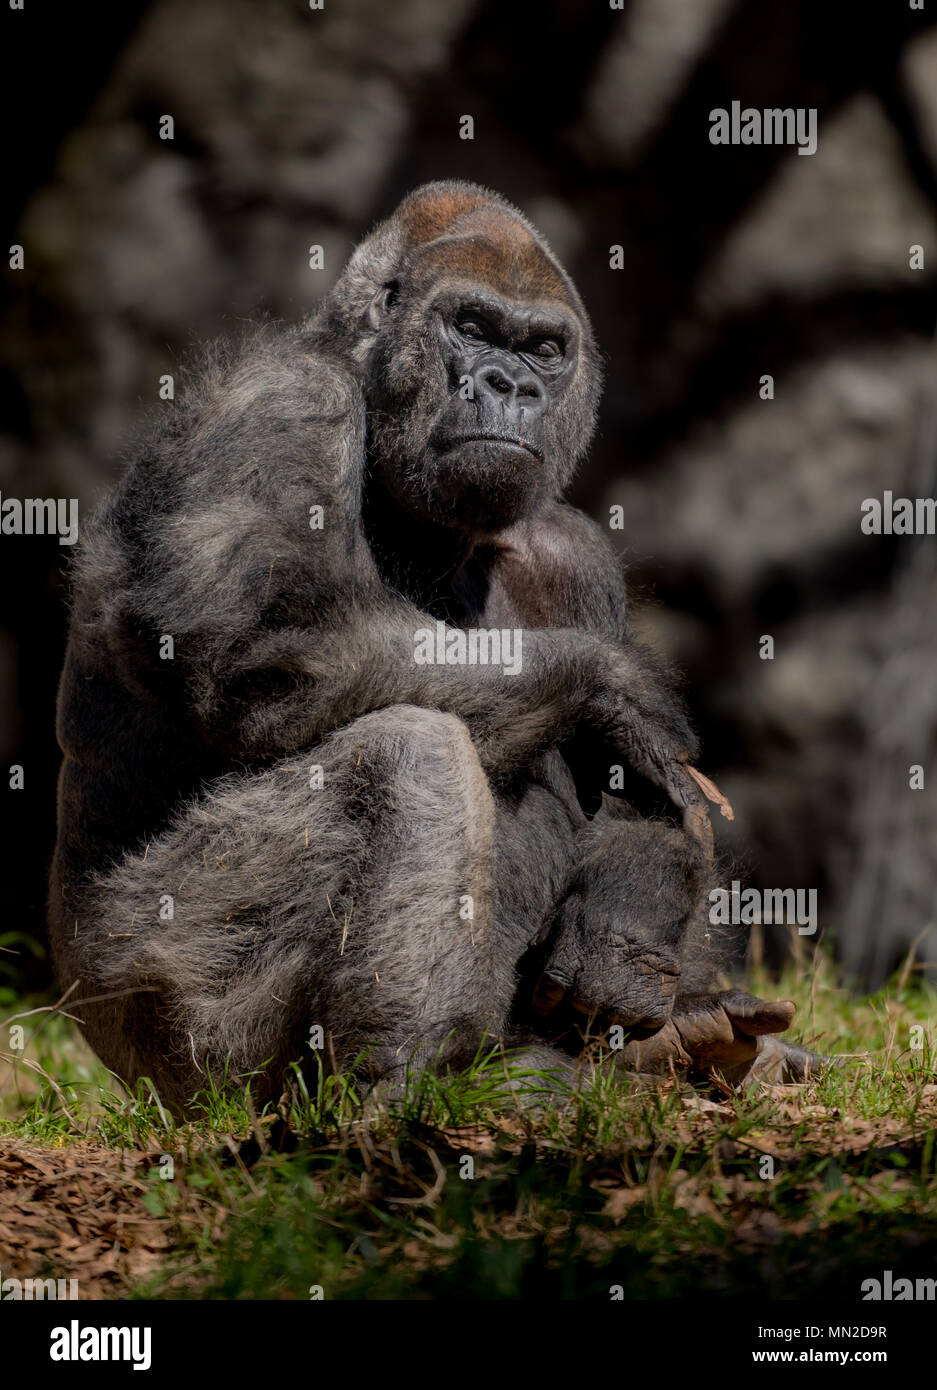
[2,0,936,994]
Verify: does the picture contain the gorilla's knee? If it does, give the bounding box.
[346,704,482,792]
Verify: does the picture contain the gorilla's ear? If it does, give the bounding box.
[367,279,400,330]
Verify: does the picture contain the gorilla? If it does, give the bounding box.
[49,182,813,1109]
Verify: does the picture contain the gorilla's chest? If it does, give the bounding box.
[412,541,560,630]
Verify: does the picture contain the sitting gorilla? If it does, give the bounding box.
[49,182,811,1109]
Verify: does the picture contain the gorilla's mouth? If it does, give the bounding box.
[442,432,543,461]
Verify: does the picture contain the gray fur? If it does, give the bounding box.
[49,182,741,1109]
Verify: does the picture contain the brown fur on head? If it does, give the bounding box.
[322,183,586,327]
[314,182,602,535]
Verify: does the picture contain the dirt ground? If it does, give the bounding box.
[0,1138,175,1298]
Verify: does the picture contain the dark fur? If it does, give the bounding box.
[49,182,737,1108]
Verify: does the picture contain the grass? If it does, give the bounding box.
[1,948,936,1300]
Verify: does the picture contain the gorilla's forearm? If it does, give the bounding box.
[196,606,677,782]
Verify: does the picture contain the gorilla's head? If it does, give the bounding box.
[319,182,602,536]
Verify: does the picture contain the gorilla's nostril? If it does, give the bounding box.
[486,372,513,395]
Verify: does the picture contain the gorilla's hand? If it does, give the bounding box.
[622,991,823,1084]
[585,647,734,855]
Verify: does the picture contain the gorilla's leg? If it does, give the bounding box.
[62,705,522,1108]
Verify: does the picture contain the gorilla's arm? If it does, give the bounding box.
[482,501,718,824]
[93,341,702,804]
[207,601,677,786]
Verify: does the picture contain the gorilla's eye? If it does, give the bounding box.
[456,316,489,342]
[526,337,562,360]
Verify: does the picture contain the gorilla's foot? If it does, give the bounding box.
[717,1033,827,1086]
[621,990,829,1088]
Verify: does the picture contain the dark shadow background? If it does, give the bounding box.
[2,0,936,994]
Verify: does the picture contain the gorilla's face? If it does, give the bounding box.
[535,887,687,1032]
[364,238,595,536]
[531,822,707,1034]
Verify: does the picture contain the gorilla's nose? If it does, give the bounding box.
[474,359,547,420]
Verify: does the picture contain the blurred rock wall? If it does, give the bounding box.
[2,0,936,989]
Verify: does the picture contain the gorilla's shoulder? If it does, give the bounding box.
[528,499,622,567]
[179,323,361,432]
[110,323,359,480]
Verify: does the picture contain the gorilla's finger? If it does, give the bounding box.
[621,1018,691,1073]
[771,1039,824,1082]
[681,799,714,859]
[652,762,713,858]
[671,996,737,1053]
[639,754,712,848]
[720,1034,828,1086]
[646,763,734,859]
[531,975,567,1017]
[685,765,735,821]
[721,992,796,1036]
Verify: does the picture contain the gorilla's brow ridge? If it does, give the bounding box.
[429,284,577,341]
